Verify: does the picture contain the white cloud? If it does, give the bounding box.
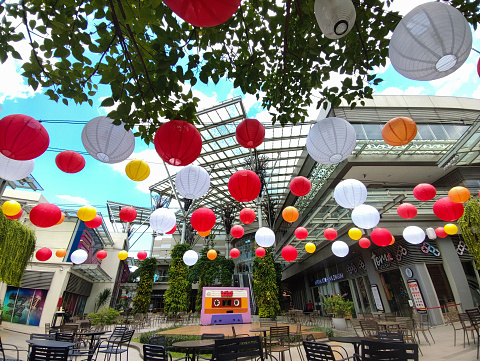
[387,0,430,15]
[56,194,90,205]
[376,86,426,96]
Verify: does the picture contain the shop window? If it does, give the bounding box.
[381,270,411,317]
[426,264,454,307]
[2,286,47,326]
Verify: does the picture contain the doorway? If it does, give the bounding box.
[380,269,411,316]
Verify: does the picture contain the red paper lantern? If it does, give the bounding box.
[397,203,417,219]
[231,225,245,239]
[235,118,265,149]
[119,206,137,223]
[154,120,202,166]
[55,151,85,173]
[433,197,464,221]
[30,203,62,228]
[228,170,261,202]
[290,176,311,197]
[239,208,255,224]
[166,224,177,234]
[255,247,266,258]
[36,247,52,261]
[85,215,102,228]
[230,248,240,259]
[5,209,23,220]
[370,228,392,247]
[295,227,308,240]
[359,237,371,249]
[96,250,107,260]
[164,0,241,28]
[413,183,436,201]
[137,251,148,260]
[324,228,337,241]
[478,58,480,77]
[191,207,216,232]
[282,245,298,262]
[435,227,448,238]
[0,114,49,160]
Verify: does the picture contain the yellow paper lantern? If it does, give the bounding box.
[444,223,458,235]
[125,159,150,182]
[198,230,211,237]
[207,249,217,260]
[305,242,316,253]
[55,213,65,226]
[448,186,470,203]
[2,200,21,216]
[77,206,97,221]
[118,250,128,260]
[348,227,362,240]
[56,249,67,257]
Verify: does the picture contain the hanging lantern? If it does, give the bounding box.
[82,116,135,164]
[55,151,85,173]
[5,209,23,220]
[228,170,261,202]
[334,179,367,209]
[282,206,299,223]
[183,250,199,266]
[198,230,211,237]
[433,197,464,221]
[2,200,21,216]
[164,0,241,27]
[77,205,97,222]
[118,250,128,260]
[295,227,308,240]
[290,176,311,197]
[314,0,356,39]
[397,203,418,219]
[85,215,103,229]
[36,248,52,262]
[71,249,88,264]
[150,208,176,233]
[207,249,217,260]
[239,208,256,224]
[56,249,67,258]
[0,153,34,181]
[306,117,356,165]
[370,228,392,247]
[230,248,240,259]
[96,250,107,260]
[282,245,298,262]
[255,227,275,247]
[324,228,337,241]
[382,117,417,147]
[154,120,202,166]
[413,183,436,201]
[255,247,266,258]
[30,203,62,228]
[403,226,425,245]
[305,243,316,253]
[478,58,480,77]
[444,223,458,235]
[348,227,362,240]
[175,165,210,199]
[426,227,437,240]
[125,159,150,181]
[359,237,371,249]
[435,227,448,238]
[236,118,265,149]
[191,207,216,232]
[448,186,470,203]
[231,225,245,239]
[55,212,65,225]
[0,114,49,160]
[331,241,349,257]
[389,2,472,81]
[166,225,177,234]
[390,236,395,246]
[137,251,148,260]
[120,206,137,223]
[351,204,380,229]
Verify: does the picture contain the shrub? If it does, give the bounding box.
[87,307,120,326]
[322,294,354,318]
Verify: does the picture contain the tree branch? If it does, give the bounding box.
[354,20,370,66]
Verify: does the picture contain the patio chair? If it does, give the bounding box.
[55,332,75,343]
[360,339,418,361]
[98,329,134,361]
[44,323,50,335]
[198,333,225,360]
[143,345,169,361]
[303,341,355,361]
[29,334,55,340]
[377,332,404,343]
[305,334,315,342]
[360,320,379,338]
[231,326,250,338]
[29,345,70,361]
[148,336,172,361]
[351,319,362,337]
[446,312,467,347]
[267,326,292,361]
[412,313,434,345]
[0,337,22,361]
[287,323,304,361]
[212,336,264,361]
[466,308,480,359]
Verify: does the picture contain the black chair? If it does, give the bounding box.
[29,345,70,361]
[361,340,418,361]
[55,332,75,343]
[466,308,480,359]
[29,334,55,340]
[377,332,404,343]
[99,326,129,349]
[69,339,101,361]
[143,345,169,361]
[303,341,355,361]
[148,336,172,361]
[0,337,22,361]
[98,329,134,361]
[199,334,225,360]
[212,336,264,361]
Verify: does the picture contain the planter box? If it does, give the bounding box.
[301,331,327,339]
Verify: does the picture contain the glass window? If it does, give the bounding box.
[429,125,449,139]
[352,124,367,139]
[363,124,383,139]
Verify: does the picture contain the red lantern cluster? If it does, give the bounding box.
[236,118,265,149]
[295,227,308,240]
[30,203,62,228]
[5,209,23,220]
[239,208,256,224]
[85,215,103,229]
[371,228,392,247]
[36,247,52,262]
[166,225,177,234]
[230,248,240,259]
[96,250,107,260]
[231,225,244,239]
[137,251,148,260]
[359,237,371,249]
[119,206,137,223]
[433,197,464,221]
[413,183,436,201]
[282,245,298,262]
[324,228,337,241]
[191,207,216,232]
[55,151,85,173]
[397,203,417,219]
[435,227,448,238]
[255,247,266,258]
[290,176,311,197]
[228,170,261,202]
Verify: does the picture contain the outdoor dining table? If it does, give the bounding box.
[26,339,75,348]
[249,327,271,359]
[377,321,401,331]
[76,330,110,350]
[171,339,215,361]
[328,336,370,361]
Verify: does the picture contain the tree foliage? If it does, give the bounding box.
[164,243,191,313]
[458,197,480,269]
[132,257,157,313]
[253,247,280,318]
[94,288,112,312]
[1,0,479,141]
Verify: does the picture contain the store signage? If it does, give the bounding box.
[372,252,394,270]
[221,291,234,297]
[407,279,427,314]
[457,240,468,255]
[346,263,357,274]
[371,284,384,312]
[421,242,440,257]
[314,273,344,285]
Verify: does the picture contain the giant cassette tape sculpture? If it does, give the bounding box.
[201,287,251,325]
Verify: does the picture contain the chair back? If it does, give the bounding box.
[466,308,480,334]
[44,323,51,334]
[55,332,75,342]
[144,344,168,361]
[459,313,471,326]
[120,330,135,345]
[377,332,404,342]
[269,326,289,345]
[360,320,379,337]
[149,335,167,347]
[305,334,315,342]
[30,334,55,340]
[260,321,277,328]
[60,324,79,333]
[302,341,336,361]
[361,340,418,361]
[212,336,264,361]
[29,345,70,361]
[201,333,225,340]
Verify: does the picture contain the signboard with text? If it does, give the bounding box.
[407,279,427,314]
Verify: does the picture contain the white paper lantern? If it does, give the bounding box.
[334,179,367,209]
[426,227,437,240]
[306,117,356,165]
[175,165,210,199]
[389,2,472,81]
[332,241,349,257]
[0,153,34,181]
[255,227,275,248]
[314,0,356,40]
[183,250,199,266]
[81,116,135,164]
[351,204,380,229]
[71,249,88,264]
[403,226,425,245]
[150,208,176,233]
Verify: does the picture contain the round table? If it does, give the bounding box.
[76,330,110,350]
[26,339,75,348]
[328,336,368,361]
[249,327,271,358]
[172,340,215,361]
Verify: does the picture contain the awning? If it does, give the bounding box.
[72,264,112,282]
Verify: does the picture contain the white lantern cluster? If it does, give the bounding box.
[351,204,380,229]
[255,227,275,247]
[332,241,349,257]
[183,250,199,266]
[314,0,356,39]
[175,165,210,199]
[306,117,356,165]
[389,2,472,81]
[403,226,425,245]
[334,179,367,209]
[71,249,88,264]
[426,227,437,240]
[0,153,34,181]
[150,208,176,233]
[81,116,135,164]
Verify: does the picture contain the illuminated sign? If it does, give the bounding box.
[314,273,344,285]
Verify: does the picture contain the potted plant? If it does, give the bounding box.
[322,294,354,331]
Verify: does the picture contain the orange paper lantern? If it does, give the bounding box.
[382,117,417,146]
[282,206,299,223]
[198,230,211,237]
[56,249,67,257]
[207,249,217,260]
[448,186,470,203]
